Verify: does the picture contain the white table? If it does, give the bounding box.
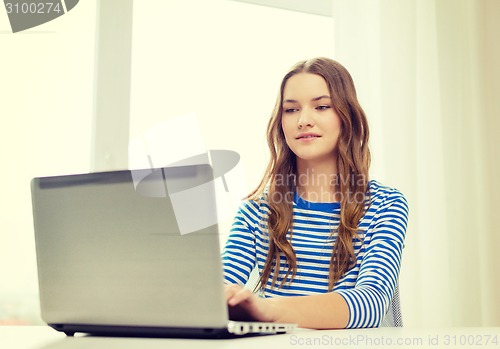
[1,325,499,349]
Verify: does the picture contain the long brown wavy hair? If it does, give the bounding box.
[249,57,371,291]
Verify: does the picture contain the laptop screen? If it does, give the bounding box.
[31,165,228,329]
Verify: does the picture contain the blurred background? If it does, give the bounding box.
[1,0,498,327]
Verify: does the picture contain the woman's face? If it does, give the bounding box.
[281,73,341,166]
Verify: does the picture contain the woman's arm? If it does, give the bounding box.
[222,199,260,285]
[225,284,349,329]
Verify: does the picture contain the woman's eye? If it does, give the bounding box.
[284,108,299,113]
[316,105,331,111]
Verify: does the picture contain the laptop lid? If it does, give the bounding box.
[31,164,230,333]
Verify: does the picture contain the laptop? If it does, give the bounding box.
[31,164,296,338]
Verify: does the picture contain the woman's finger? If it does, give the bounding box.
[224,284,242,301]
[228,288,252,306]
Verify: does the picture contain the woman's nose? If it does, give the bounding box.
[297,108,314,128]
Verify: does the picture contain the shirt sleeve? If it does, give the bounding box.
[221,199,259,286]
[335,190,409,328]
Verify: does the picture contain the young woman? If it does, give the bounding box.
[222,57,408,329]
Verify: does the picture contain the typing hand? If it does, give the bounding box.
[224,284,276,322]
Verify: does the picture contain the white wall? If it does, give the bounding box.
[129,0,334,240]
[0,1,97,323]
[129,0,334,189]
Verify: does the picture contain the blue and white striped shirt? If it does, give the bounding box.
[222,180,409,328]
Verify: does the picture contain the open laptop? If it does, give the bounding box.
[31,164,296,338]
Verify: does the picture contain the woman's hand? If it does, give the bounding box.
[224,284,349,328]
[224,284,277,322]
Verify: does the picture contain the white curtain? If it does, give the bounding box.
[333,0,500,327]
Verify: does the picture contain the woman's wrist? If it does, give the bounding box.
[264,297,292,323]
